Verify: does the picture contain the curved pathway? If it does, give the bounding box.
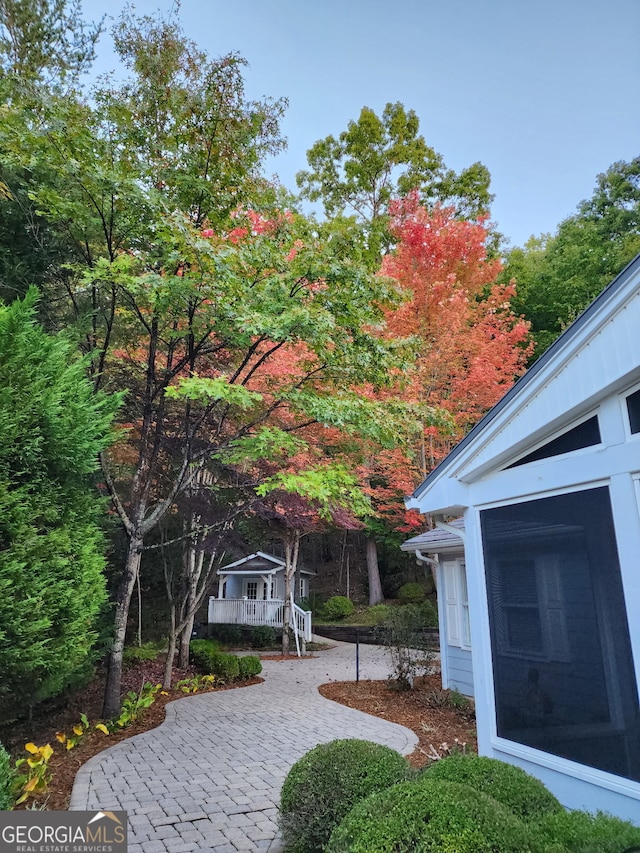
[70,641,418,853]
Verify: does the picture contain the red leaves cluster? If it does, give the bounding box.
[383,193,532,436]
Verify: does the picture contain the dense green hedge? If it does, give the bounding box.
[191,641,263,681]
[238,655,262,679]
[421,754,562,821]
[279,739,410,853]
[0,743,13,810]
[531,808,640,852]
[326,779,534,853]
[250,625,276,648]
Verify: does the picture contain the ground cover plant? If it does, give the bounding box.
[0,653,263,810]
[279,738,410,853]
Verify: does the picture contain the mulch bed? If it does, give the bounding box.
[319,674,477,768]
[1,658,262,811]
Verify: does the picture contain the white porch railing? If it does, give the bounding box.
[208,598,312,642]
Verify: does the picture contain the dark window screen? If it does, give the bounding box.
[627,389,640,434]
[506,416,600,468]
[482,487,640,781]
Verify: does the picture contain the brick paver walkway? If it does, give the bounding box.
[70,641,418,852]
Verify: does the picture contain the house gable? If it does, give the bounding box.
[408,254,640,513]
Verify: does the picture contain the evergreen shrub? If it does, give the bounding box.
[208,651,240,681]
[321,596,355,621]
[0,743,13,810]
[123,642,162,665]
[326,779,534,853]
[279,738,409,853]
[397,582,426,604]
[190,640,229,675]
[238,655,262,679]
[421,754,562,820]
[250,625,276,648]
[208,623,243,646]
[531,808,640,852]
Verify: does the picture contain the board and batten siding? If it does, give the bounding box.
[437,555,473,698]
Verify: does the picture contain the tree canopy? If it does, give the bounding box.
[504,157,640,359]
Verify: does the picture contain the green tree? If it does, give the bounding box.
[0,0,102,88]
[0,289,118,721]
[297,102,492,262]
[0,0,103,307]
[505,157,640,359]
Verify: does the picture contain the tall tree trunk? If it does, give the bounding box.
[103,534,143,718]
[282,532,301,655]
[366,534,384,605]
[163,608,178,690]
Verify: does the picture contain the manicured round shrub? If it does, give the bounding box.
[190,641,240,681]
[209,651,240,681]
[238,655,262,679]
[279,738,410,853]
[531,808,640,852]
[326,779,535,853]
[0,743,14,810]
[250,625,276,648]
[421,754,562,821]
[190,639,222,672]
[321,596,355,621]
[397,582,426,604]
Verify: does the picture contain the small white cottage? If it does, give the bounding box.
[208,551,314,641]
[403,254,640,823]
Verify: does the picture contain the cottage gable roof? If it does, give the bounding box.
[407,253,640,513]
[217,551,315,576]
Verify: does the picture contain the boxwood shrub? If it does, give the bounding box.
[531,808,640,852]
[397,582,426,604]
[250,625,276,648]
[190,641,240,681]
[238,655,262,679]
[326,779,535,853]
[421,754,562,820]
[0,743,13,810]
[321,596,355,621]
[279,738,410,853]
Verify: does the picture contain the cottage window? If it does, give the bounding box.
[481,487,640,782]
[245,581,258,600]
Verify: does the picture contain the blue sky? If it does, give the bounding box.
[81,0,639,248]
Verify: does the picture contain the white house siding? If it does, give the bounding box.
[405,256,640,824]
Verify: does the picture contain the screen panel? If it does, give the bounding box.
[482,487,640,781]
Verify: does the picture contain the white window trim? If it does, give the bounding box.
[621,379,640,441]
[443,559,471,650]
